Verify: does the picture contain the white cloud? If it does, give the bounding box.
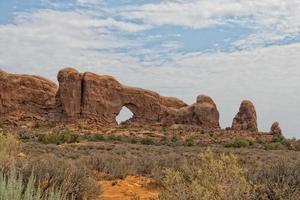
[77,0,102,4]
[1,8,300,136]
[124,43,300,137]
[0,9,146,79]
[1,3,300,137]
[120,0,300,48]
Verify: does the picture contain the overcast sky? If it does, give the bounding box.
[0,0,299,137]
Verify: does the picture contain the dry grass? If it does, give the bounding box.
[17,155,100,200]
[1,128,300,200]
[0,132,100,200]
[159,149,251,200]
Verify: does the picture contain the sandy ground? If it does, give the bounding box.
[98,176,159,200]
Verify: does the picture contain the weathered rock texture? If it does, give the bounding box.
[231,100,258,132]
[57,68,82,118]
[0,69,57,125]
[0,68,222,129]
[270,122,282,135]
[161,95,220,129]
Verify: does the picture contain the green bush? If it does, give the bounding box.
[160,137,168,145]
[171,136,178,143]
[184,139,194,147]
[130,138,138,144]
[0,167,65,200]
[37,130,80,145]
[93,134,105,141]
[107,135,123,141]
[225,137,251,148]
[262,135,293,150]
[271,135,285,143]
[85,134,106,142]
[264,142,285,150]
[140,138,155,145]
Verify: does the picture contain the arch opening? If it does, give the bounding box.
[116,106,134,125]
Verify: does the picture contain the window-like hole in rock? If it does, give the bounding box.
[116,106,134,125]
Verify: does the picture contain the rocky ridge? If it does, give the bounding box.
[0,68,278,133]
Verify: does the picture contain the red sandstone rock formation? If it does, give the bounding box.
[231,100,258,132]
[0,69,57,125]
[0,67,268,133]
[56,68,188,125]
[57,68,82,118]
[270,122,282,135]
[161,95,220,129]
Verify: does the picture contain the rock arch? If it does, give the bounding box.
[0,67,224,130]
[115,105,134,125]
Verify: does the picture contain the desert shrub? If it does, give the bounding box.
[225,137,251,148]
[107,135,123,141]
[0,133,20,158]
[161,136,181,146]
[84,134,106,142]
[250,160,300,200]
[37,131,80,145]
[17,130,36,141]
[87,153,138,179]
[33,122,42,129]
[261,135,293,150]
[271,135,285,143]
[159,136,168,145]
[263,142,285,150]
[0,133,20,169]
[20,155,99,200]
[292,140,300,151]
[0,167,65,200]
[140,138,155,145]
[170,136,178,143]
[145,154,185,184]
[184,139,194,147]
[85,150,185,182]
[130,138,138,144]
[92,134,105,141]
[159,149,251,200]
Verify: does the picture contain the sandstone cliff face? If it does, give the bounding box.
[81,72,124,124]
[57,68,82,118]
[231,100,258,132]
[161,95,220,129]
[56,68,187,125]
[0,67,267,132]
[0,70,57,125]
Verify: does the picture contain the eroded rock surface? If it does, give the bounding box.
[0,70,57,125]
[65,70,187,125]
[57,68,82,118]
[270,122,282,135]
[161,95,220,129]
[231,100,258,132]
[0,67,267,132]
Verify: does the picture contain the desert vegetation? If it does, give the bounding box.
[159,149,300,200]
[0,132,99,200]
[0,127,299,200]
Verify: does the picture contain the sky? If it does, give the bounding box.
[0,0,300,138]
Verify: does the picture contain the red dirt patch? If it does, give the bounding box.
[98,176,159,200]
